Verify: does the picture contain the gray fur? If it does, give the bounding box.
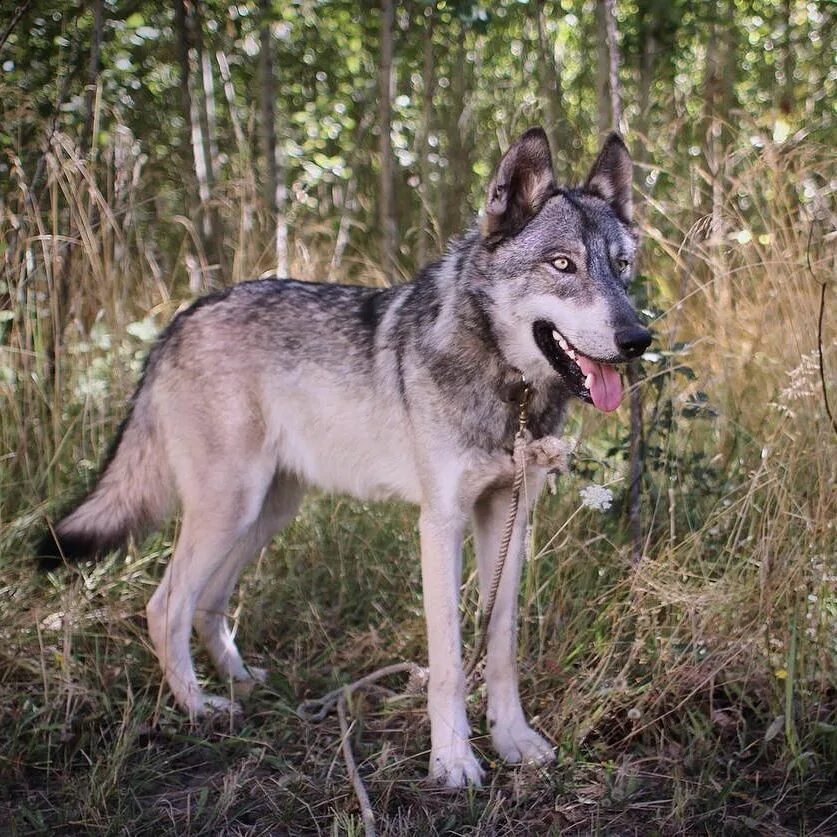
[41,128,651,787]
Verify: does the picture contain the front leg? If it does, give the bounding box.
[473,481,555,766]
[419,508,485,787]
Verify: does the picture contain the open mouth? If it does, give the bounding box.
[532,320,623,412]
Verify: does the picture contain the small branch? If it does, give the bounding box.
[816,277,836,436]
[807,219,836,437]
[0,0,31,53]
[298,662,426,837]
[297,662,421,722]
[627,361,644,563]
[337,691,376,837]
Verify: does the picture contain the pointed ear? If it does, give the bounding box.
[482,127,557,244]
[584,132,633,223]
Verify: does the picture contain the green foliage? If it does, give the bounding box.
[3,0,831,277]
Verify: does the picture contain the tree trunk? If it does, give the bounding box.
[173,0,195,194]
[328,178,357,281]
[637,12,656,144]
[174,0,223,284]
[378,0,396,280]
[602,0,622,129]
[595,1,611,135]
[49,0,104,389]
[259,0,288,277]
[79,0,103,159]
[535,0,566,156]
[190,2,226,275]
[189,2,215,199]
[702,0,735,329]
[217,50,246,155]
[778,0,795,114]
[601,0,642,563]
[217,48,255,280]
[445,28,470,240]
[417,5,435,267]
[201,49,220,183]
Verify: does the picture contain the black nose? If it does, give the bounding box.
[615,326,652,359]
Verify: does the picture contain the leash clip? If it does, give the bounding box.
[516,374,530,437]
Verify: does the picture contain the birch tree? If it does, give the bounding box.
[259,0,288,277]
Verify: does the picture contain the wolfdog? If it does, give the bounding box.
[40,128,651,787]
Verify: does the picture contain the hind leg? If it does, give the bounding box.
[193,474,304,686]
[146,472,273,717]
[192,525,271,687]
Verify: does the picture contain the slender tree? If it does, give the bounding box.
[49,0,104,388]
[778,0,795,115]
[444,20,471,241]
[189,2,216,194]
[174,1,228,279]
[79,0,103,159]
[174,0,213,284]
[603,0,622,129]
[636,1,663,143]
[417,3,436,266]
[201,49,220,183]
[596,0,611,135]
[259,0,288,277]
[534,0,567,158]
[600,0,643,563]
[378,0,396,279]
[173,0,196,195]
[701,0,738,330]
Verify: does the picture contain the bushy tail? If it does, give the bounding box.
[38,394,172,570]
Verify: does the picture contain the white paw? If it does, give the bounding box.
[429,743,485,788]
[189,693,242,717]
[491,719,555,765]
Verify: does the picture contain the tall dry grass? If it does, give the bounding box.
[0,125,834,833]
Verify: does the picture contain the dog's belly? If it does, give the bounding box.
[265,379,422,503]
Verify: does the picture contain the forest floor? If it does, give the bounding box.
[1,480,835,836]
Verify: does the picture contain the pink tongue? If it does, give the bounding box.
[576,354,623,412]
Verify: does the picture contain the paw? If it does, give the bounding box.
[524,436,571,472]
[242,665,268,684]
[429,743,485,788]
[491,720,555,765]
[232,666,267,696]
[189,693,242,717]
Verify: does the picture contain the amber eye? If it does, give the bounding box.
[552,256,576,273]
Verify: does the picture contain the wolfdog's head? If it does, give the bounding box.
[476,128,652,412]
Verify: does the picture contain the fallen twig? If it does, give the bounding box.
[337,689,376,837]
[807,219,836,437]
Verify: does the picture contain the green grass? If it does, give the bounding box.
[1,134,835,834]
[2,478,834,834]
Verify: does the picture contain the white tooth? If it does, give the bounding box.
[559,338,569,351]
[568,349,577,360]
[552,329,561,342]
[584,373,594,389]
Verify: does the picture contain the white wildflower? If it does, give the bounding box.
[580,484,613,512]
[778,352,819,403]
